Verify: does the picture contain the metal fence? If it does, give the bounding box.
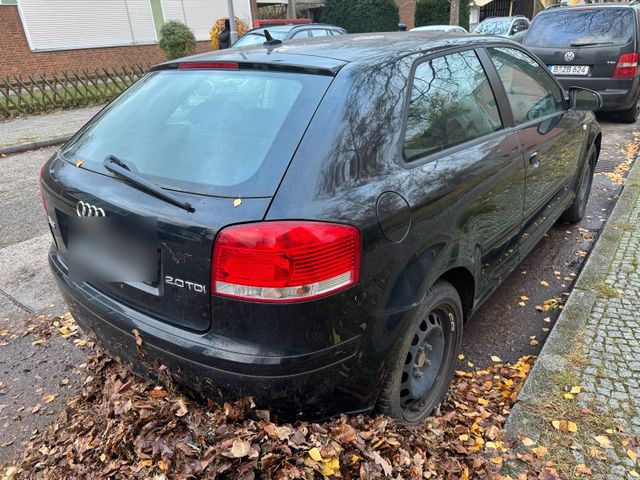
[0,65,150,119]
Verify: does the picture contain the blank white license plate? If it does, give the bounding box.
[550,65,590,76]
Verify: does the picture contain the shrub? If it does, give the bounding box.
[415,0,470,32]
[210,17,251,50]
[322,0,399,33]
[159,21,196,60]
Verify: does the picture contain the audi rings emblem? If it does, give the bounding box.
[76,201,105,217]
[564,51,576,62]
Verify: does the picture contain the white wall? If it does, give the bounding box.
[161,0,252,41]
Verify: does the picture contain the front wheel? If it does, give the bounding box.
[562,150,595,223]
[377,280,463,424]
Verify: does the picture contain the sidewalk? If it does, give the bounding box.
[505,156,640,478]
[0,106,103,155]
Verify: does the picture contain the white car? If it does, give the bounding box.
[410,25,468,33]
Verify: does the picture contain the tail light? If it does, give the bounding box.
[613,53,638,78]
[178,61,239,70]
[213,221,361,303]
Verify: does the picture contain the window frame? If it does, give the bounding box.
[398,45,512,168]
[480,45,569,130]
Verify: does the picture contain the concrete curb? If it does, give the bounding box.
[0,135,70,156]
[504,153,640,443]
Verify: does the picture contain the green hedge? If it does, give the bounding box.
[322,0,399,33]
[415,0,470,32]
[159,21,196,60]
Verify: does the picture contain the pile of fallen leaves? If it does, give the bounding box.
[2,348,540,479]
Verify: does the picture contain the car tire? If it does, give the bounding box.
[376,280,463,424]
[618,98,640,123]
[562,149,595,223]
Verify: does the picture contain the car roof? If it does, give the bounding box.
[154,31,514,75]
[543,2,638,10]
[246,23,341,34]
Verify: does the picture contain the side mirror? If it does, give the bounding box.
[569,87,603,111]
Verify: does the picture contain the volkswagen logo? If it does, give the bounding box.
[76,201,105,217]
[564,51,576,62]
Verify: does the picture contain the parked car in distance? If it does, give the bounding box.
[523,4,640,122]
[473,16,530,37]
[41,32,602,424]
[411,25,468,33]
[232,23,346,47]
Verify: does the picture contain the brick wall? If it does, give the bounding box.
[0,5,211,78]
[395,0,416,29]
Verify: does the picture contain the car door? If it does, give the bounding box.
[484,46,586,257]
[402,48,525,302]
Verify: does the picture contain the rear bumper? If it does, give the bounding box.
[49,248,379,420]
[557,76,640,112]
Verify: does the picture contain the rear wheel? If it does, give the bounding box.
[562,149,595,223]
[377,280,463,424]
[618,98,639,123]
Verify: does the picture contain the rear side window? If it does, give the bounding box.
[61,69,332,197]
[525,8,635,47]
[487,47,565,125]
[403,50,503,161]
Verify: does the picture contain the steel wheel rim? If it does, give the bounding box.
[399,306,449,419]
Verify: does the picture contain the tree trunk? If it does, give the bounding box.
[450,0,460,25]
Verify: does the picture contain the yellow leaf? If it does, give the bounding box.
[43,394,56,403]
[485,441,497,449]
[594,435,611,447]
[308,447,323,462]
[522,437,535,447]
[31,339,45,346]
[575,464,592,475]
[459,434,469,441]
[490,355,502,362]
[233,198,242,208]
[570,386,581,394]
[75,159,84,168]
[138,459,152,468]
[568,421,578,433]
[540,280,550,287]
[552,420,561,430]
[532,446,548,458]
[458,354,465,360]
[158,460,168,471]
[563,393,574,400]
[520,296,529,301]
[99,453,106,462]
[628,449,638,464]
[478,398,489,405]
[543,317,551,322]
[631,470,639,478]
[490,456,503,464]
[73,339,87,347]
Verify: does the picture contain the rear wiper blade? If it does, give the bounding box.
[570,41,613,47]
[103,155,195,213]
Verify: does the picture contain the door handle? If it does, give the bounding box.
[529,152,540,168]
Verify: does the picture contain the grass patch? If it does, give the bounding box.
[593,282,619,298]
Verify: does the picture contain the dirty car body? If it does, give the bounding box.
[41,33,602,421]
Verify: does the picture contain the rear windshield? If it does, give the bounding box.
[233,30,288,47]
[61,69,331,197]
[474,18,511,36]
[525,8,635,47]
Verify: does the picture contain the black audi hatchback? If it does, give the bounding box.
[41,32,602,423]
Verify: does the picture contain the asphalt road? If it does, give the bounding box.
[0,119,637,462]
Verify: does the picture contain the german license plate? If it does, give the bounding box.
[550,65,590,76]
